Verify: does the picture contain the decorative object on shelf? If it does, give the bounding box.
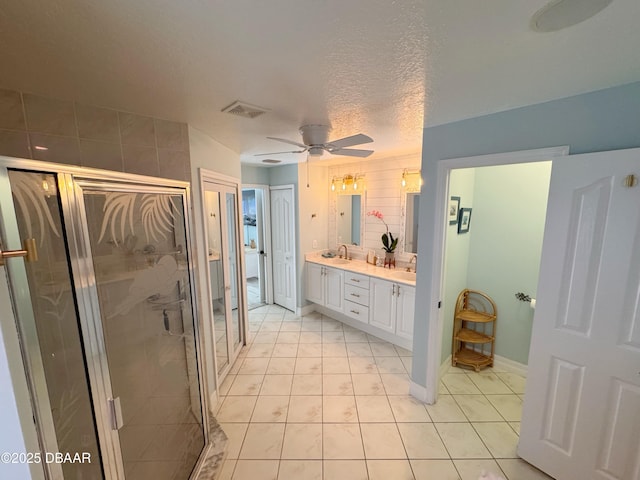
[401,169,422,193]
[449,196,460,225]
[367,209,398,268]
[331,173,365,192]
[458,207,472,234]
[452,289,497,371]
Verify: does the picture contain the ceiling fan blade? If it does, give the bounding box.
[254,149,306,156]
[266,137,308,149]
[327,133,373,149]
[330,148,374,158]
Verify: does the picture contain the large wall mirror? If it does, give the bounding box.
[404,192,420,254]
[336,193,364,246]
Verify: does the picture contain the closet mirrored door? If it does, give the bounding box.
[203,181,245,380]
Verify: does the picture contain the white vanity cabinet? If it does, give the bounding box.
[305,260,415,349]
[369,277,415,339]
[306,263,344,312]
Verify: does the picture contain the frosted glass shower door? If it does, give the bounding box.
[1,169,104,480]
[77,182,205,480]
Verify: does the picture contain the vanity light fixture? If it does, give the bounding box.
[401,169,422,192]
[332,174,365,192]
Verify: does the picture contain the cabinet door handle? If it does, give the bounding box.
[350,278,360,282]
[397,285,401,297]
[392,285,396,296]
[350,309,360,315]
[350,293,360,298]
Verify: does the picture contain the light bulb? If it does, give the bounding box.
[401,176,406,187]
[353,182,358,190]
[331,181,335,191]
[342,183,346,190]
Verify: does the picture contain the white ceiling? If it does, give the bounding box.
[1,0,639,166]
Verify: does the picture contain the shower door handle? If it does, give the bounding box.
[0,238,38,266]
[108,397,124,430]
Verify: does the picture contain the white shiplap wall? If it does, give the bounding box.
[328,154,421,262]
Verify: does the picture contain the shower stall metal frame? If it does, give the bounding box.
[0,156,214,480]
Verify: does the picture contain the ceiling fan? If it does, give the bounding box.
[255,124,374,159]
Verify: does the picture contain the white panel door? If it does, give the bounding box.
[270,186,296,311]
[519,148,640,480]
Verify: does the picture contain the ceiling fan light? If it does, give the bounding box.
[309,146,324,157]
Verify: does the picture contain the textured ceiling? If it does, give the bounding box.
[1,0,639,165]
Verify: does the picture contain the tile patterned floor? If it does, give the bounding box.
[214,305,553,480]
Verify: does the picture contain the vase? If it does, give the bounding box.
[384,251,396,268]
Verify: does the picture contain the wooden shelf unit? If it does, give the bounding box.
[452,289,497,371]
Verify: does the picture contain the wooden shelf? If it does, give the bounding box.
[451,289,497,372]
[455,310,496,323]
[453,347,493,370]
[455,328,493,344]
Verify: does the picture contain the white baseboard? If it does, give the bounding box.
[443,353,527,377]
[493,354,528,377]
[409,381,429,403]
[297,304,316,316]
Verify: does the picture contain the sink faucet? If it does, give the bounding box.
[407,254,417,272]
[338,244,348,259]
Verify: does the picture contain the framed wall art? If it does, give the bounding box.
[449,196,460,225]
[458,207,472,234]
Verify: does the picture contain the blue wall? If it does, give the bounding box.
[412,80,640,390]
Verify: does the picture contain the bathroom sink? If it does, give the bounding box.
[390,270,416,282]
[327,257,351,265]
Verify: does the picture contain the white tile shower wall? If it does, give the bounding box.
[328,155,420,260]
[0,88,191,181]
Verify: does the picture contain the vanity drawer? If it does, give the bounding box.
[344,272,369,288]
[344,284,369,306]
[343,299,369,323]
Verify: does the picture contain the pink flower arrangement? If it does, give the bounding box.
[367,210,398,252]
[367,209,387,228]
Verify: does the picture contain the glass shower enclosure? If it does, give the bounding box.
[0,160,210,479]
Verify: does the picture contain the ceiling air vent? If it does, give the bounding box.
[262,159,281,164]
[221,101,269,119]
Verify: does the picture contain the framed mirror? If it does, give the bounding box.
[403,192,420,254]
[335,192,365,247]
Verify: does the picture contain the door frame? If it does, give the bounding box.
[242,184,274,306]
[199,169,249,387]
[0,155,214,479]
[269,184,297,312]
[416,146,570,404]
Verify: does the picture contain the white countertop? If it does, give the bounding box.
[305,253,416,286]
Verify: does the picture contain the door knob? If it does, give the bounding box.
[0,239,38,266]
